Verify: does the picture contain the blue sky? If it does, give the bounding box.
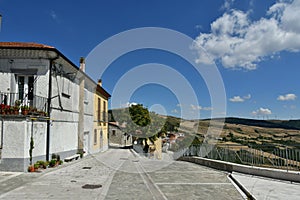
[1,0,300,119]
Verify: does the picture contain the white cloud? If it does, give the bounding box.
[176,104,212,112]
[277,93,297,101]
[229,96,244,102]
[171,109,179,113]
[120,102,138,108]
[222,0,235,10]
[194,0,300,70]
[229,94,251,102]
[50,10,58,20]
[252,107,272,116]
[202,107,213,111]
[190,104,202,110]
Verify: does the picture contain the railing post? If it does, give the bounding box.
[285,146,288,171]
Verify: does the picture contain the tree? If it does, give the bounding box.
[110,104,165,149]
[161,116,180,133]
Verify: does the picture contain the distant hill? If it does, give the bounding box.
[223,117,300,130]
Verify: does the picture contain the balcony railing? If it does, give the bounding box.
[0,92,48,112]
[96,111,108,125]
[176,143,300,171]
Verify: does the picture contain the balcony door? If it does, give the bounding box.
[16,75,34,106]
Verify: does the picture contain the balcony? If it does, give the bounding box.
[0,92,48,116]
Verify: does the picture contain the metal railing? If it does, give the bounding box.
[0,92,47,112]
[178,144,300,171]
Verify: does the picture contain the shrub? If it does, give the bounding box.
[56,154,60,161]
[51,153,57,160]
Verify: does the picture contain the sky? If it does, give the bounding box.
[1,0,300,120]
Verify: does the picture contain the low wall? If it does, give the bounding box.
[179,156,300,183]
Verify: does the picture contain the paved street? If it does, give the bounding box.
[0,148,242,200]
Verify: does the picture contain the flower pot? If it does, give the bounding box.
[28,165,35,172]
[22,110,29,115]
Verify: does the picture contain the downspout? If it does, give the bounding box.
[46,55,58,161]
[1,118,3,152]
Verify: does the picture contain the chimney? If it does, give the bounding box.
[98,79,102,87]
[79,57,85,72]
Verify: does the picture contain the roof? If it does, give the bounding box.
[96,84,111,99]
[0,42,55,49]
[108,122,121,129]
[0,42,111,97]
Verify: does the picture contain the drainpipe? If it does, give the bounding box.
[1,118,3,150]
[46,56,58,161]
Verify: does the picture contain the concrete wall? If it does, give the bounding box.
[179,156,300,183]
[0,118,47,172]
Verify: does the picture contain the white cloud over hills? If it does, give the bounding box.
[252,107,272,116]
[194,0,300,70]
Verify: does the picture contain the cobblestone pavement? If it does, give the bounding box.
[0,148,243,200]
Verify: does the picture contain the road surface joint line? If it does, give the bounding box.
[135,158,168,200]
[97,152,129,200]
[155,182,232,185]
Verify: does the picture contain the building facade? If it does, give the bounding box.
[108,122,132,147]
[0,42,110,171]
[91,80,110,153]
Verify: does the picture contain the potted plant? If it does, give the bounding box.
[34,163,40,171]
[12,105,19,115]
[15,100,21,107]
[21,105,29,115]
[49,159,57,168]
[4,105,11,115]
[0,104,5,115]
[28,165,35,172]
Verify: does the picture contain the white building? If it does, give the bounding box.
[0,42,110,171]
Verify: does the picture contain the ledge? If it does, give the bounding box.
[179,156,300,183]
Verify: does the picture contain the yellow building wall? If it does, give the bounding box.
[93,92,108,152]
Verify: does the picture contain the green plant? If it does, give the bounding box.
[34,163,40,169]
[51,153,57,160]
[56,154,60,161]
[35,160,47,169]
[21,105,29,110]
[49,159,57,167]
[59,160,63,165]
[15,100,21,106]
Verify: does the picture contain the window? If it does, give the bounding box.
[84,89,88,104]
[103,101,106,126]
[97,98,101,125]
[112,130,116,136]
[17,75,34,105]
[61,78,71,98]
[94,129,97,145]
